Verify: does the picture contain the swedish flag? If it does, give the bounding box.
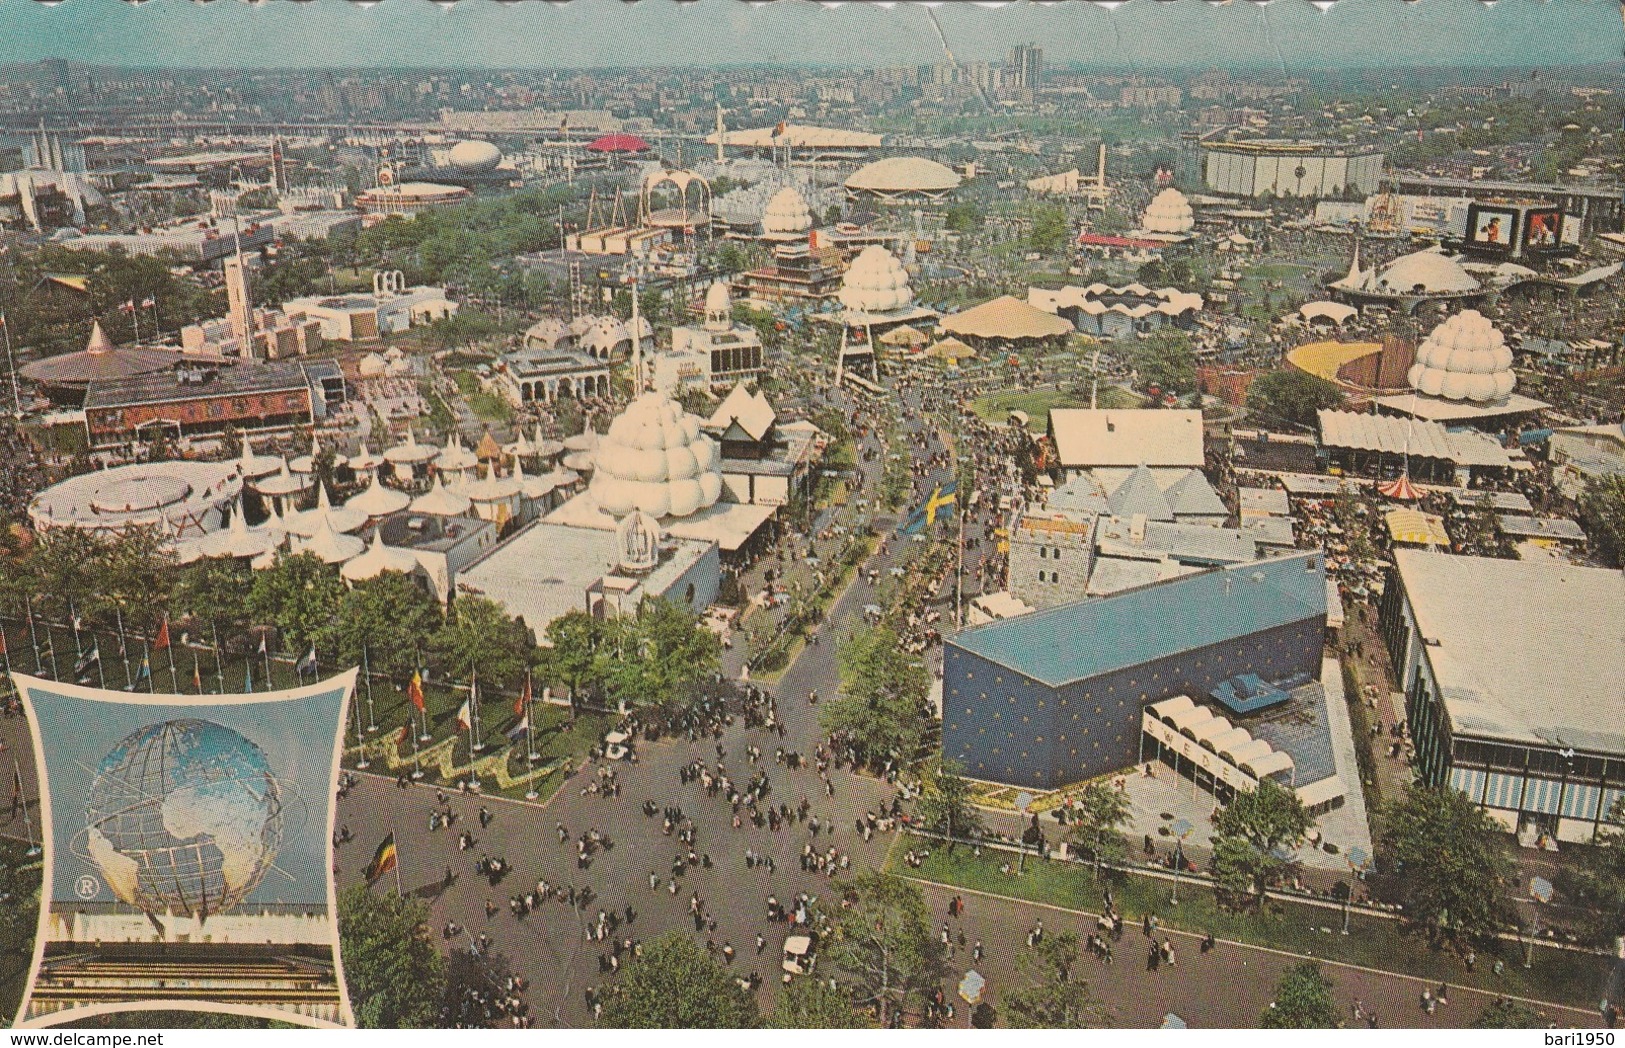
[901,480,958,535]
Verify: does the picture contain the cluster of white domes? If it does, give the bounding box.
[1141,188,1194,235]
[1408,310,1516,402]
[590,393,723,518]
[761,185,813,236]
[839,245,913,314]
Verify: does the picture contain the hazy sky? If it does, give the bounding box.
[1,0,1619,72]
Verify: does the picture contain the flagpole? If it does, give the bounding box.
[955,479,967,629]
[94,643,105,689]
[115,607,132,688]
[145,640,155,693]
[68,600,82,658]
[392,828,403,898]
[211,621,226,693]
[362,643,377,732]
[353,683,371,771]
[14,759,39,858]
[193,652,203,694]
[469,667,484,754]
[262,636,272,691]
[524,671,540,800]
[164,621,179,693]
[24,596,42,676]
[1,311,22,417]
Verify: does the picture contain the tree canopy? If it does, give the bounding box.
[914,758,984,842]
[1211,779,1312,904]
[1578,474,1625,568]
[336,884,448,1028]
[1260,962,1340,1028]
[1380,784,1515,945]
[822,625,931,770]
[1127,329,1197,395]
[1247,368,1345,431]
[1561,796,1625,947]
[1065,780,1132,879]
[824,871,946,1026]
[769,975,870,1029]
[1002,931,1104,1029]
[429,595,534,692]
[598,933,760,1028]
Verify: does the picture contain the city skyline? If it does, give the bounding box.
[1,0,1619,72]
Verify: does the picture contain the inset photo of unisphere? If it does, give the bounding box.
[0,0,1621,1033]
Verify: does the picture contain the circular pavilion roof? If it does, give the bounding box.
[845,156,961,194]
[28,460,239,535]
[588,133,651,154]
[20,322,180,388]
[448,140,502,172]
[1372,250,1480,295]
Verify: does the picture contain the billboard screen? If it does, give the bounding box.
[1466,205,1518,250]
[1522,209,1564,251]
[12,671,356,1029]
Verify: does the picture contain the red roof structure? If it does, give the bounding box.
[1076,232,1165,250]
[587,133,651,154]
[1378,474,1423,501]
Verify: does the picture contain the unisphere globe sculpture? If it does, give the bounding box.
[81,719,284,919]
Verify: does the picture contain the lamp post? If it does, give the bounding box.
[1015,792,1033,874]
[1169,818,1193,905]
[1343,846,1370,935]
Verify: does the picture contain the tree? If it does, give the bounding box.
[824,872,945,1027]
[542,609,608,714]
[1472,997,1546,1028]
[1260,962,1340,1028]
[1211,779,1312,904]
[1027,203,1070,254]
[323,572,442,680]
[598,933,760,1028]
[172,558,253,638]
[1066,780,1131,879]
[1562,797,1625,946]
[1578,474,1625,568]
[1002,931,1104,1028]
[1380,784,1515,945]
[430,595,533,692]
[1247,369,1345,431]
[944,201,983,234]
[247,550,344,653]
[822,625,931,770]
[915,758,984,843]
[1128,329,1197,395]
[336,884,448,1028]
[769,975,871,1028]
[596,598,720,709]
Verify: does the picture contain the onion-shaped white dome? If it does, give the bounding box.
[589,392,723,519]
[1374,249,1480,295]
[1406,309,1516,402]
[358,352,388,377]
[761,185,813,235]
[524,317,570,351]
[840,245,914,314]
[448,140,502,172]
[704,280,733,332]
[410,475,474,517]
[346,473,412,518]
[1141,188,1194,234]
[341,531,421,583]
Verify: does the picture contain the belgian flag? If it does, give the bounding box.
[364,832,398,885]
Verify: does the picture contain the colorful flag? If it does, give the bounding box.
[505,715,529,741]
[244,663,254,693]
[119,300,135,314]
[0,628,7,656]
[514,675,531,717]
[141,297,156,309]
[772,120,788,138]
[408,670,426,712]
[454,699,471,732]
[363,832,398,885]
[135,654,151,681]
[258,634,268,656]
[72,644,99,678]
[192,656,202,692]
[296,645,318,676]
[901,480,958,535]
[153,617,171,652]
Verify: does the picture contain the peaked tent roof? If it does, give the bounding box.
[1163,469,1230,518]
[940,295,1074,342]
[1107,464,1174,521]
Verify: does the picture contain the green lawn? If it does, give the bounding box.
[971,386,1144,431]
[888,832,1607,1010]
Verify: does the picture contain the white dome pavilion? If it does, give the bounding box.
[839,245,913,314]
[761,185,812,237]
[1407,309,1516,402]
[589,392,722,518]
[1141,188,1194,235]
